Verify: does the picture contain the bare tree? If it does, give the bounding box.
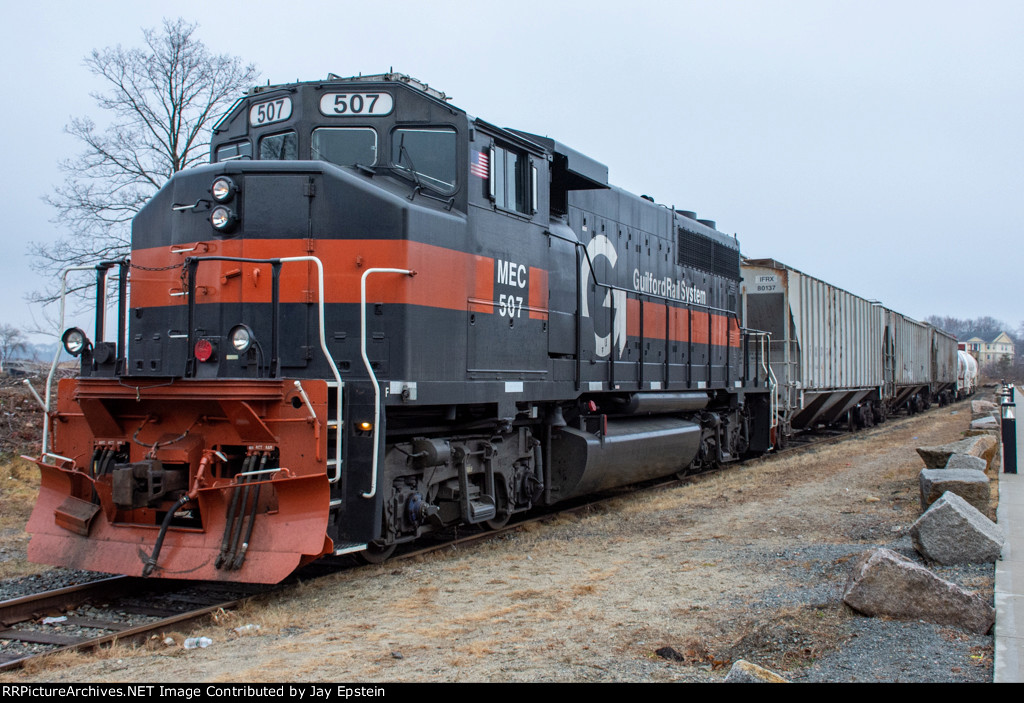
[926,314,1011,342]
[0,325,28,374]
[31,18,258,303]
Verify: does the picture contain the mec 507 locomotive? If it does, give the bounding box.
[28,73,772,582]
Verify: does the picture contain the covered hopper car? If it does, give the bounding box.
[741,258,958,443]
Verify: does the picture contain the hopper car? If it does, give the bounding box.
[741,258,958,443]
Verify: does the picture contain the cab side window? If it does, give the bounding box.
[490,144,537,215]
[392,127,457,194]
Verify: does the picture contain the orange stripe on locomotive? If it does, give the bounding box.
[132,239,735,347]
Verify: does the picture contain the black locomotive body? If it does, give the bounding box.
[29,73,771,580]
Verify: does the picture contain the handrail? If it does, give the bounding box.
[185,255,345,483]
[359,267,416,499]
[746,330,778,434]
[762,333,778,433]
[41,265,110,459]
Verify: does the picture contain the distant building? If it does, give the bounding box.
[962,332,1015,367]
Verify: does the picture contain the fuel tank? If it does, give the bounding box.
[549,417,701,501]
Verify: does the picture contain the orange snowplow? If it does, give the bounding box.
[27,377,333,583]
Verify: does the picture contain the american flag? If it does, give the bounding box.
[470,150,489,178]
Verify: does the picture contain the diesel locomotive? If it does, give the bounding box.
[28,73,773,582]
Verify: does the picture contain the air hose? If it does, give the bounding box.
[142,493,192,577]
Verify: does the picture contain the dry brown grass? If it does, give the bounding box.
[0,455,44,579]
[4,636,154,681]
[0,382,53,578]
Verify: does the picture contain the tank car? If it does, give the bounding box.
[957,350,979,399]
[28,73,772,582]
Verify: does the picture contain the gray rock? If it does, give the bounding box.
[944,454,987,471]
[973,434,999,468]
[916,435,996,469]
[724,659,790,683]
[910,491,1004,564]
[919,468,990,513]
[964,428,999,439]
[842,548,995,635]
[970,416,999,431]
[971,400,997,416]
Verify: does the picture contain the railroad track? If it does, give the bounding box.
[0,405,949,672]
[0,576,273,671]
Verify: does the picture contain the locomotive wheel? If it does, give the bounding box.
[484,512,510,531]
[485,486,510,530]
[358,541,396,564]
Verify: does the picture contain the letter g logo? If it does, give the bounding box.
[580,234,627,358]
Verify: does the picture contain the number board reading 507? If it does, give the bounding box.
[248,98,293,126]
[318,92,394,117]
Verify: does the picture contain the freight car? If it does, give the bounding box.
[957,350,979,399]
[740,258,958,443]
[28,73,774,582]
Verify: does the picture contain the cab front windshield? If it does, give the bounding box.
[392,128,456,195]
[312,128,377,168]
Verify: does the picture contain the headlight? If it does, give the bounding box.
[229,324,253,353]
[61,328,90,357]
[211,177,236,202]
[211,206,237,232]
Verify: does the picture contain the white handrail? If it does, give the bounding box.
[359,267,415,499]
[41,265,100,459]
[756,332,779,437]
[275,256,344,483]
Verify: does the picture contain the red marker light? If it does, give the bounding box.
[194,339,214,362]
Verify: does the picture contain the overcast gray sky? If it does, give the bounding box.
[2,0,1020,341]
